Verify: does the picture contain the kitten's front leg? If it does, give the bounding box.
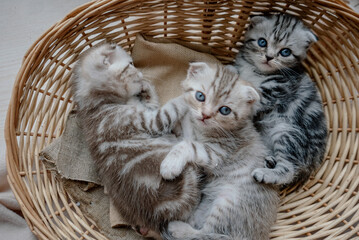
[143,95,188,135]
[252,156,295,185]
[160,141,226,180]
[252,124,306,186]
[160,141,193,180]
[140,80,159,109]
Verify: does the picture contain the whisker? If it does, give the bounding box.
[272,61,301,77]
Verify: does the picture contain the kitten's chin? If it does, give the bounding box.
[195,118,209,127]
[196,118,206,125]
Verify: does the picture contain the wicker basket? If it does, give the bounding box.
[5,0,359,239]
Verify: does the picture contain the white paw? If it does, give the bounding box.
[168,221,195,238]
[252,168,281,185]
[160,154,187,180]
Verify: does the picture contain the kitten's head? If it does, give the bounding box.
[241,13,317,74]
[182,62,259,131]
[73,43,143,101]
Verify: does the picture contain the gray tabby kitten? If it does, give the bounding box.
[233,13,328,188]
[160,62,279,240]
[70,43,201,238]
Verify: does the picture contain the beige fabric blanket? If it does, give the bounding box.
[39,34,220,239]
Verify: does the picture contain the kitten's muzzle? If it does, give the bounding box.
[200,113,212,123]
[265,55,274,62]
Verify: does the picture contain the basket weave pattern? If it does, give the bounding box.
[5,0,359,239]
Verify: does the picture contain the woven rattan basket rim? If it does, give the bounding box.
[5,0,359,239]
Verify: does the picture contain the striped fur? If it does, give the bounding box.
[233,13,328,188]
[161,63,279,240]
[71,43,201,237]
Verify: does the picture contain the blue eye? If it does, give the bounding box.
[219,106,231,115]
[279,48,292,57]
[257,38,267,47]
[195,91,205,102]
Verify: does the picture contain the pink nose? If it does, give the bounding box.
[202,113,211,120]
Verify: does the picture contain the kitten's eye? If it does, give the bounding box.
[130,61,134,65]
[219,106,231,115]
[257,38,267,48]
[195,91,205,102]
[279,48,292,57]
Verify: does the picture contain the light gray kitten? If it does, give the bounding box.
[232,13,328,188]
[71,43,201,239]
[160,62,279,240]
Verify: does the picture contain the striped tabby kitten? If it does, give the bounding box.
[160,62,279,240]
[71,43,201,238]
[233,13,328,188]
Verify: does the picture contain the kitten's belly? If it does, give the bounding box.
[255,111,281,148]
[132,133,179,142]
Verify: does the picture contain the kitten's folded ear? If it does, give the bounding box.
[305,29,318,47]
[102,46,117,65]
[187,62,210,77]
[248,15,268,28]
[101,43,126,66]
[250,16,266,25]
[243,85,260,104]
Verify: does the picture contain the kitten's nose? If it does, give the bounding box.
[265,55,274,62]
[202,113,211,120]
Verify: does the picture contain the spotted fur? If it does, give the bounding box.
[232,13,328,188]
[161,62,279,240]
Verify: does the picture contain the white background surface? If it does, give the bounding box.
[0,1,89,239]
[0,0,89,176]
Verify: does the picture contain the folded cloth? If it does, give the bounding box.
[132,34,220,105]
[39,33,221,239]
[61,178,142,240]
[40,110,101,184]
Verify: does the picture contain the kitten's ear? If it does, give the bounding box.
[249,15,267,27]
[103,55,111,66]
[243,85,260,104]
[305,29,318,47]
[101,43,119,66]
[187,62,210,77]
[102,51,116,66]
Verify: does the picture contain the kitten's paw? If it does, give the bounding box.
[265,156,277,169]
[160,155,187,180]
[252,168,280,185]
[141,81,159,107]
[167,221,196,239]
